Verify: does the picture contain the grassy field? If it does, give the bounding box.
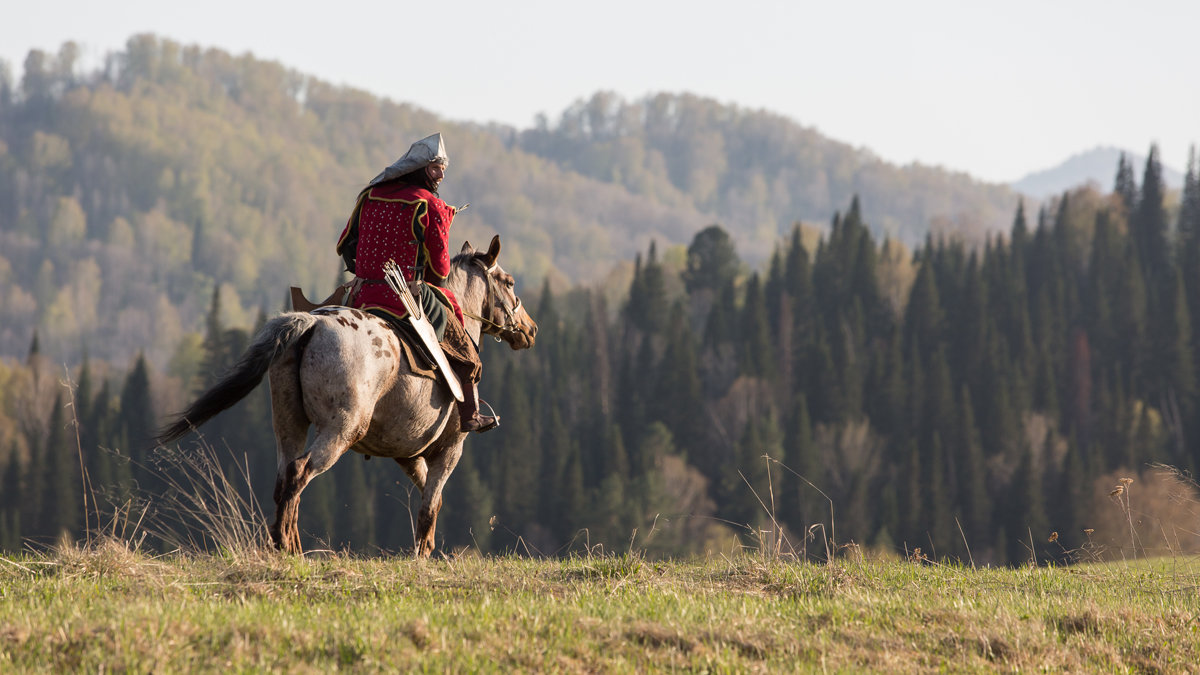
[2,541,1198,673]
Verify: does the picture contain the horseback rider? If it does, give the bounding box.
[336,133,498,433]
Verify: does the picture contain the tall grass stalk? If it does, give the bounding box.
[140,437,272,557]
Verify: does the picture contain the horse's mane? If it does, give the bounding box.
[451,251,483,267]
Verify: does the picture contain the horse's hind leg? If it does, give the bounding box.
[272,427,360,554]
[414,443,464,558]
[268,357,312,553]
[394,457,428,490]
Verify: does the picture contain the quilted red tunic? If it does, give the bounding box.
[336,182,463,326]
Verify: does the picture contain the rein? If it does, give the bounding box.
[460,257,523,342]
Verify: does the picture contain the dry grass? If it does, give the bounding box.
[3,545,1200,672]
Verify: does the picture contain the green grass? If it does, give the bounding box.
[3,542,1199,672]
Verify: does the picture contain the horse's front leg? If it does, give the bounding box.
[414,442,464,558]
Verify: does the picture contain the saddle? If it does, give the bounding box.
[289,284,438,381]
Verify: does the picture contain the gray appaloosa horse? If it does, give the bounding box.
[157,236,537,557]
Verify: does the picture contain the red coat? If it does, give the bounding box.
[336,182,463,324]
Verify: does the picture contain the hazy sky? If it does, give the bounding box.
[3,0,1196,183]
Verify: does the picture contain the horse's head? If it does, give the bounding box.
[454,235,538,350]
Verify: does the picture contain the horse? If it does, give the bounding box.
[156,235,538,557]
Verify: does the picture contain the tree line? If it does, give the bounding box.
[3,147,1198,563]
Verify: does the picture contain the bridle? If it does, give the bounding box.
[460,256,524,342]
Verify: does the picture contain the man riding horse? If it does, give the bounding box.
[336,133,498,433]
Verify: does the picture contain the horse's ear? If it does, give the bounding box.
[460,240,474,255]
[482,235,501,267]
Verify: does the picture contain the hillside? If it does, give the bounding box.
[0,36,1022,366]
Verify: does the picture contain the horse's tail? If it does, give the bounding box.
[156,312,321,445]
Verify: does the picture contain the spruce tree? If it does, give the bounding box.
[903,258,944,363]
[119,352,157,494]
[333,454,375,551]
[40,391,81,540]
[2,445,23,549]
[441,448,494,553]
[1133,145,1171,295]
[738,272,772,379]
[900,440,923,554]
[655,303,707,473]
[924,433,955,559]
[957,387,990,549]
[1180,147,1200,303]
[495,361,539,530]
[1114,153,1138,217]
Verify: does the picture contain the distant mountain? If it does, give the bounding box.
[1011,146,1185,199]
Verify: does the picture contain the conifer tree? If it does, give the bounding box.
[655,303,707,472]
[903,258,944,363]
[1180,147,1200,310]
[625,241,668,335]
[598,422,630,484]
[494,361,539,530]
[1008,443,1050,565]
[2,444,23,549]
[333,455,375,551]
[119,352,157,493]
[784,224,815,339]
[40,391,81,540]
[300,467,336,548]
[441,447,494,553]
[1114,153,1139,217]
[900,439,923,553]
[200,286,226,390]
[782,393,821,537]
[924,433,955,558]
[1133,145,1171,295]
[957,387,990,549]
[738,272,772,378]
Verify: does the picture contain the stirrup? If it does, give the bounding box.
[465,399,500,433]
[463,412,499,434]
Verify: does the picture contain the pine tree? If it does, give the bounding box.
[900,440,923,553]
[333,455,375,551]
[1179,147,1200,348]
[42,390,81,540]
[1133,145,1171,295]
[1,445,23,549]
[655,303,707,473]
[904,258,944,363]
[301,467,337,549]
[738,272,772,378]
[1008,443,1050,566]
[782,393,822,538]
[442,447,495,553]
[625,241,668,335]
[957,387,990,549]
[119,352,157,493]
[200,285,226,390]
[1114,152,1138,217]
[924,433,955,559]
[495,361,539,531]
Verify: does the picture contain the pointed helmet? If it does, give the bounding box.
[367,133,448,187]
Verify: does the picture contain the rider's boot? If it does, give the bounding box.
[458,383,499,433]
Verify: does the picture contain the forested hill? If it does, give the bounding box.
[518,92,1019,250]
[0,35,1018,365]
